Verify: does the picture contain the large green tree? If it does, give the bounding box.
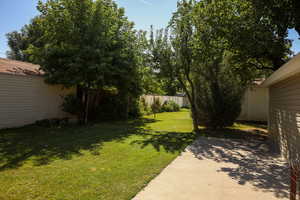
[250,0,300,38]
[26,0,141,123]
[193,0,292,71]
[191,0,249,129]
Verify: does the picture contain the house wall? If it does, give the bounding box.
[269,73,300,167]
[238,86,269,122]
[0,73,75,129]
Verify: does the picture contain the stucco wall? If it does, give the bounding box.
[238,86,269,122]
[269,73,300,167]
[0,73,75,129]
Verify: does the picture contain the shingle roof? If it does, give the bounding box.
[0,58,44,76]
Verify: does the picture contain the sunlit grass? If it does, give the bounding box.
[0,110,267,200]
[0,110,193,200]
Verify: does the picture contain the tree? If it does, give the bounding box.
[193,0,292,71]
[190,0,249,129]
[194,53,246,129]
[249,0,300,37]
[135,30,165,95]
[6,17,44,62]
[139,27,181,96]
[26,0,142,123]
[168,0,200,132]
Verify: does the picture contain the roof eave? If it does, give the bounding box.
[262,53,300,87]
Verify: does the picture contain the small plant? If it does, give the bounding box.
[161,100,180,112]
[151,97,162,118]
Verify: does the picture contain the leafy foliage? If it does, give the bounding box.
[148,27,182,96]
[195,54,246,129]
[6,17,44,62]
[17,0,143,123]
[151,97,162,117]
[161,101,181,112]
[139,97,152,115]
[35,118,70,128]
[193,0,292,71]
[61,94,84,116]
[249,0,300,38]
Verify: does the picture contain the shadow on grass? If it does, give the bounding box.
[236,120,268,130]
[131,131,196,153]
[198,127,268,140]
[0,118,160,171]
[188,128,288,199]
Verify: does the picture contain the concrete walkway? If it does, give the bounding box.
[133,137,289,200]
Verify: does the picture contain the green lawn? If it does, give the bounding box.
[0,110,267,200]
[0,110,195,200]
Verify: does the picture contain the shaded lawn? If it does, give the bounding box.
[0,110,195,200]
[0,109,268,200]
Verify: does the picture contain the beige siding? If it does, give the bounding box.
[269,73,300,167]
[0,73,75,129]
[238,86,269,122]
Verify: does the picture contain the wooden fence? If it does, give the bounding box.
[141,95,189,107]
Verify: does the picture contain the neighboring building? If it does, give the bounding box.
[0,58,74,129]
[262,53,300,200]
[238,80,269,122]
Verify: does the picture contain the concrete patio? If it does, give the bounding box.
[133,137,289,200]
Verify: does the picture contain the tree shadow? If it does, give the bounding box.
[198,127,268,140]
[236,121,268,130]
[131,131,196,153]
[0,118,158,171]
[188,129,289,199]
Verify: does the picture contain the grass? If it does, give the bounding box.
[198,121,268,140]
[0,110,195,200]
[0,109,268,200]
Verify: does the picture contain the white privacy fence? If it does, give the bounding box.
[141,95,189,107]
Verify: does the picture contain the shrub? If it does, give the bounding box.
[151,97,162,115]
[61,94,84,116]
[181,104,191,109]
[139,97,152,115]
[162,100,180,112]
[195,59,246,129]
[35,118,69,127]
[128,98,143,118]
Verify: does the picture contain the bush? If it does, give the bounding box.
[93,91,141,121]
[181,104,191,109]
[151,97,162,114]
[139,97,152,115]
[128,98,143,118]
[161,100,180,112]
[35,118,69,127]
[195,59,246,129]
[61,94,84,116]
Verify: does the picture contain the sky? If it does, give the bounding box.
[0,0,299,58]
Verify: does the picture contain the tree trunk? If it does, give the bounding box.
[84,89,89,125]
[178,78,199,133]
[125,94,130,120]
[191,104,200,133]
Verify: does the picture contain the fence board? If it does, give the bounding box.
[141,95,189,107]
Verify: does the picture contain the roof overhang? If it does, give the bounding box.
[262,53,300,87]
